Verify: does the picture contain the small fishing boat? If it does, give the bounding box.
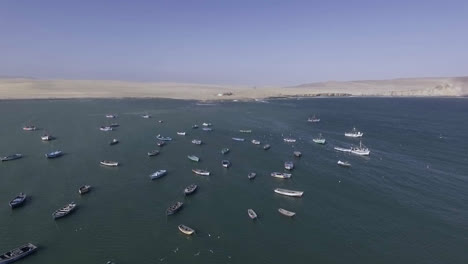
[337,160,351,167]
[184,184,198,195]
[274,188,304,197]
[232,137,245,142]
[156,141,165,147]
[142,114,151,119]
[278,208,296,217]
[192,124,199,129]
[284,161,294,170]
[9,193,27,208]
[147,150,160,156]
[283,138,296,143]
[100,126,113,132]
[202,127,213,131]
[247,209,258,219]
[109,139,119,145]
[109,123,119,128]
[307,115,320,123]
[149,170,167,180]
[334,146,351,152]
[192,139,202,145]
[0,243,37,264]
[312,133,326,144]
[106,114,117,118]
[177,132,186,136]
[239,129,252,133]
[222,160,231,168]
[45,150,63,159]
[100,160,119,167]
[156,134,172,141]
[166,201,183,215]
[187,155,200,162]
[351,141,370,156]
[271,172,292,179]
[41,134,55,141]
[263,144,271,150]
[78,185,91,195]
[22,126,37,131]
[345,127,364,138]
[248,172,256,180]
[221,148,230,154]
[251,139,261,145]
[202,122,212,127]
[192,169,210,176]
[1,154,22,162]
[178,224,195,235]
[52,202,77,219]
[293,151,302,157]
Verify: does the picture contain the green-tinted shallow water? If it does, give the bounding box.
[0,98,467,264]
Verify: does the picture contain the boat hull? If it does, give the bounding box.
[274,188,304,197]
[0,243,37,264]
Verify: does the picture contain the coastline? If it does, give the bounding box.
[0,77,466,101]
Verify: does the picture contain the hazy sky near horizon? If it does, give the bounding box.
[1,0,467,85]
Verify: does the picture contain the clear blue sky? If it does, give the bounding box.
[0,0,467,85]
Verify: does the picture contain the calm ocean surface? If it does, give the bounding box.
[0,98,467,264]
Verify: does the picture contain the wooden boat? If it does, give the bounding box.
[293,151,302,157]
[0,243,37,264]
[192,169,210,176]
[100,160,119,167]
[271,172,292,179]
[147,150,160,156]
[184,184,198,195]
[9,193,27,209]
[149,170,167,180]
[109,123,119,128]
[78,185,91,195]
[178,224,195,235]
[221,148,230,154]
[278,208,296,217]
[45,150,63,159]
[166,202,183,215]
[274,188,304,197]
[1,154,22,162]
[187,155,200,162]
[156,141,165,147]
[248,172,256,180]
[337,160,351,167]
[52,202,77,219]
[247,209,258,219]
[109,139,119,145]
[222,160,231,168]
[192,124,198,129]
[202,127,213,131]
[263,144,271,150]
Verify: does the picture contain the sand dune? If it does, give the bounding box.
[0,77,466,100]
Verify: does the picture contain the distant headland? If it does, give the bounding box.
[0,76,466,101]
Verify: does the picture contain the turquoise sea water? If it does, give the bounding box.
[0,98,467,264]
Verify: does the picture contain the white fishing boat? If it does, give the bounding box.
[247,209,258,219]
[239,129,252,133]
[52,202,77,219]
[251,139,261,145]
[351,141,370,156]
[284,161,294,170]
[278,208,296,217]
[274,188,304,197]
[178,224,195,235]
[156,141,165,147]
[41,134,55,141]
[177,132,186,136]
[307,115,320,123]
[283,138,296,143]
[22,126,37,131]
[248,172,256,179]
[100,160,119,167]
[100,126,113,132]
[312,133,326,144]
[202,122,212,127]
[147,150,160,156]
[192,169,210,176]
[263,144,271,150]
[156,134,172,141]
[334,146,352,152]
[202,127,213,131]
[232,137,245,142]
[142,114,151,119]
[271,172,292,179]
[345,127,364,138]
[150,169,167,180]
[192,139,202,145]
[106,114,117,118]
[337,160,351,167]
[187,155,200,162]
